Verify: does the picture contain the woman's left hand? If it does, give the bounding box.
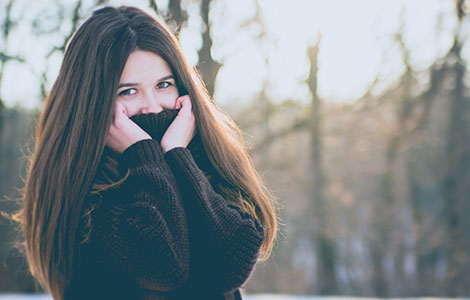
[161,95,197,153]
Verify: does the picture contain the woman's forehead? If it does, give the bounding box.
[119,50,173,84]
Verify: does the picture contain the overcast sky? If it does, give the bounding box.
[1,0,467,109]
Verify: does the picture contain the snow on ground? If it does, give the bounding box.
[0,295,469,300]
[0,296,51,300]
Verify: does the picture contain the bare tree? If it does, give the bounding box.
[196,0,221,97]
[0,0,24,119]
[152,0,188,37]
[306,37,338,294]
[441,1,470,294]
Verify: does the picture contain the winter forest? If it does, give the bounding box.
[0,0,469,297]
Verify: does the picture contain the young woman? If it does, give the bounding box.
[16,5,278,300]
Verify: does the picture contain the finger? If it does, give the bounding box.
[180,95,190,103]
[112,102,120,122]
[114,102,129,122]
[175,96,185,109]
[116,101,128,115]
[179,96,192,115]
[177,95,190,108]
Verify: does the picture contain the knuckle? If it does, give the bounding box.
[115,117,126,128]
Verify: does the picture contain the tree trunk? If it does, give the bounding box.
[442,38,470,296]
[306,39,338,294]
[197,0,222,98]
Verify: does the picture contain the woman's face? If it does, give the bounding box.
[115,50,179,116]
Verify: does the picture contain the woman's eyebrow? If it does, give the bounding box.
[157,75,174,81]
[117,82,139,89]
[117,75,174,89]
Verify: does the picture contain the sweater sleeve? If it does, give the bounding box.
[163,146,265,292]
[89,139,189,291]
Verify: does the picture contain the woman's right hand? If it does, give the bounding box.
[105,101,152,153]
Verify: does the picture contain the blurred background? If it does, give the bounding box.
[0,0,469,297]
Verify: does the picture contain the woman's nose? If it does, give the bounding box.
[139,93,163,114]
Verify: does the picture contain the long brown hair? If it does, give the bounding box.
[15,6,279,299]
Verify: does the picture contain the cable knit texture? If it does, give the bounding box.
[67,110,265,299]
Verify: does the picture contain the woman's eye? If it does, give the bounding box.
[156,82,171,89]
[119,88,136,96]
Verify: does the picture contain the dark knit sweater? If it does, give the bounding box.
[67,110,265,299]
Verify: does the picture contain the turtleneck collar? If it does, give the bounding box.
[97,109,229,196]
[130,109,179,143]
[129,109,209,172]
